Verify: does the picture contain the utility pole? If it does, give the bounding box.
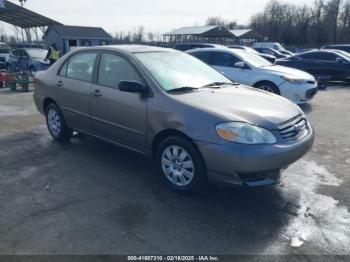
[18,0,30,43]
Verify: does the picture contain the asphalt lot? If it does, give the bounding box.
[0,84,349,256]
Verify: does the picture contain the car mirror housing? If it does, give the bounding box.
[234,62,246,69]
[336,58,343,64]
[119,81,147,95]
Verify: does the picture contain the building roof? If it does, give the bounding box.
[164,25,218,36]
[0,0,62,28]
[229,29,253,37]
[47,25,113,39]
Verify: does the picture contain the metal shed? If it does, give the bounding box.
[229,29,263,45]
[43,25,113,54]
[163,25,234,44]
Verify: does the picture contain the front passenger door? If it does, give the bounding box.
[90,52,148,152]
[210,52,250,85]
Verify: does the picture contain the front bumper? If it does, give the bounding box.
[197,125,314,187]
[279,81,318,104]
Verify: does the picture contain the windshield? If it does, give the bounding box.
[239,51,273,67]
[135,51,231,91]
[334,50,350,61]
[26,49,48,60]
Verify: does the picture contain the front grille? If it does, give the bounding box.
[306,88,318,99]
[278,114,308,141]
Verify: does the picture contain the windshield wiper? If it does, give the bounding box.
[167,86,200,93]
[202,82,240,88]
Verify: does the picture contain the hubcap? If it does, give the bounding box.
[47,108,61,137]
[161,145,194,187]
[258,85,275,93]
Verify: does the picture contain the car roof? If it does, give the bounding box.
[186,47,245,56]
[324,44,350,47]
[70,45,175,54]
[298,49,337,54]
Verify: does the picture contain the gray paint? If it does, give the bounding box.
[33,45,314,186]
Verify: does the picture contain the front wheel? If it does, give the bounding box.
[45,103,72,142]
[156,136,207,193]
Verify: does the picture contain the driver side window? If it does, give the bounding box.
[211,52,240,67]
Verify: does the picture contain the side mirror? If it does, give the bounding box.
[234,61,246,68]
[336,58,343,64]
[119,81,147,95]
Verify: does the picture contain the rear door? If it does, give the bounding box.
[54,51,98,133]
[90,52,148,152]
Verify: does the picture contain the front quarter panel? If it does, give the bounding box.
[147,92,226,149]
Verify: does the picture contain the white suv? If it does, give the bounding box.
[187,48,318,104]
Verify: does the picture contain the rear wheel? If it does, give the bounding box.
[255,82,280,95]
[156,136,207,193]
[45,103,72,142]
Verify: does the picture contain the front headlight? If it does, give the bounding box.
[216,122,277,144]
[281,75,306,85]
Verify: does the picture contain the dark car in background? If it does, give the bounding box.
[254,47,289,59]
[229,45,276,63]
[174,43,226,51]
[6,48,50,74]
[276,50,350,82]
[322,44,350,54]
[0,42,11,69]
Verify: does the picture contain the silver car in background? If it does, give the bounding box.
[33,45,314,193]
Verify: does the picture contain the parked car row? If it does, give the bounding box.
[276,49,350,82]
[172,42,350,97]
[187,48,318,104]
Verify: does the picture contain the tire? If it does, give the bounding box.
[45,103,72,142]
[8,81,16,92]
[255,81,280,95]
[155,136,207,193]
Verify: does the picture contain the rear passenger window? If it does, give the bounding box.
[66,52,97,82]
[98,53,141,89]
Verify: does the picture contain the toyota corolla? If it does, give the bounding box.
[33,45,314,193]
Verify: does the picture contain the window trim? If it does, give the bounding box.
[95,51,148,92]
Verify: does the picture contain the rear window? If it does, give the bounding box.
[66,52,97,82]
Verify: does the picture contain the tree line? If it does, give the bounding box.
[249,0,350,46]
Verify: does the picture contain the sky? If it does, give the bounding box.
[2,0,313,35]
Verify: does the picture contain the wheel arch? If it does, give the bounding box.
[253,80,280,95]
[152,128,208,184]
[43,97,57,112]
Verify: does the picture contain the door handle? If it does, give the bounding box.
[91,89,102,97]
[56,81,64,87]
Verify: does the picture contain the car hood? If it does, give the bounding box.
[33,58,50,65]
[172,86,302,130]
[263,65,314,80]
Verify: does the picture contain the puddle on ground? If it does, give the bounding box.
[277,160,350,254]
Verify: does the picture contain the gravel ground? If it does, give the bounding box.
[0,84,349,256]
